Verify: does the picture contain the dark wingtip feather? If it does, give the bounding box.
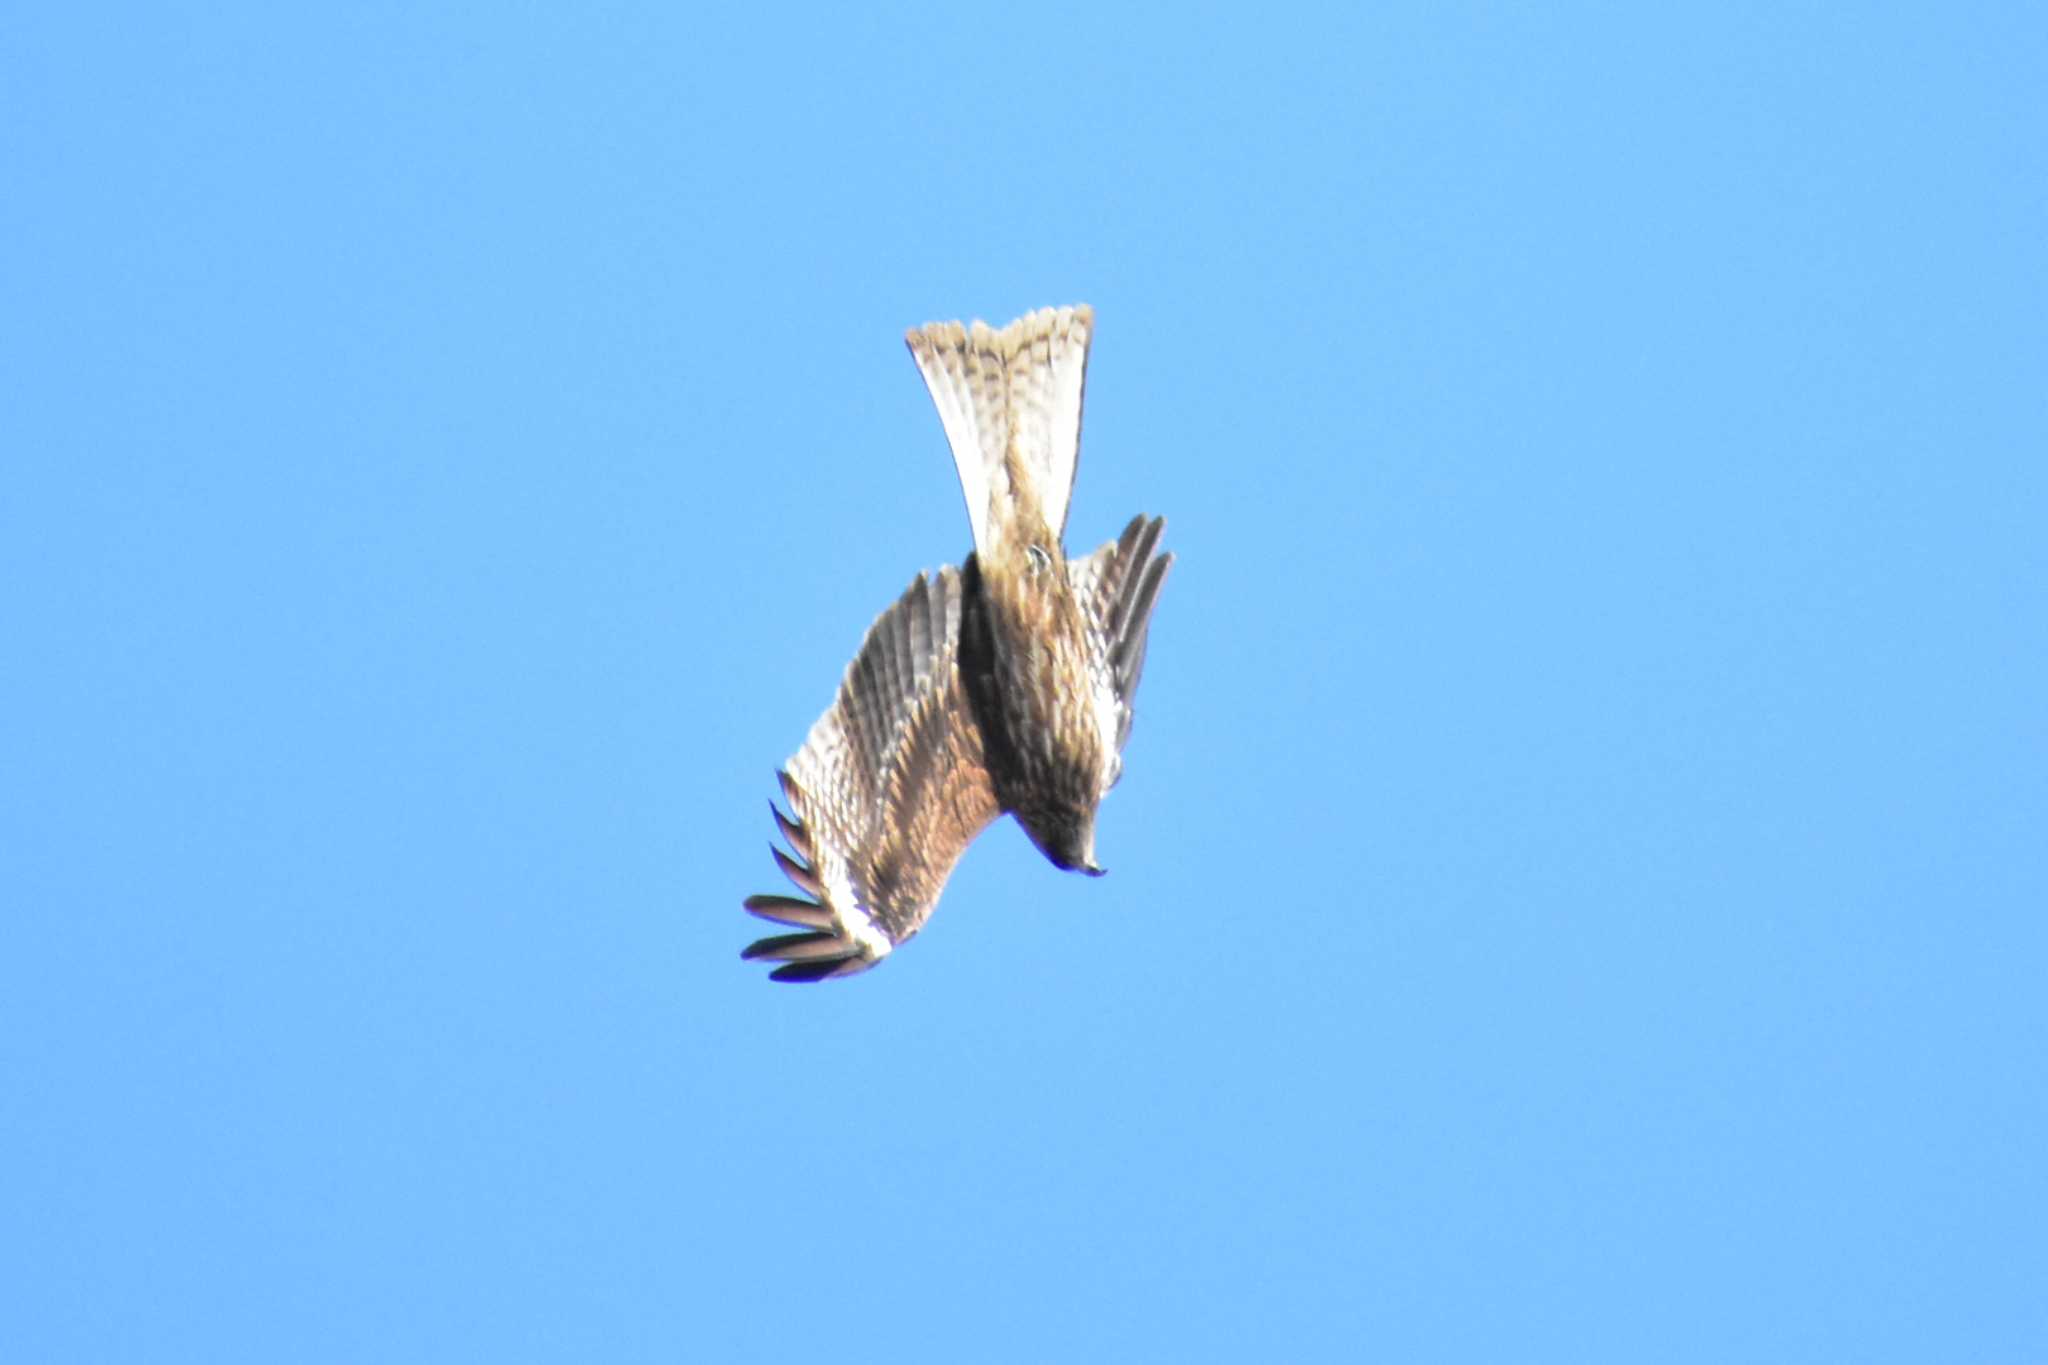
[768,955,874,983]
[1130,514,1164,563]
[769,845,825,899]
[742,893,833,930]
[1112,547,1173,691]
[740,931,856,964]
[770,801,806,850]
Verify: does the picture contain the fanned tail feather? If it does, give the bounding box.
[906,305,1093,554]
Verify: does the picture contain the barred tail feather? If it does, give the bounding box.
[906,305,1093,555]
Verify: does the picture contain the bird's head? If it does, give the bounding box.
[1017,805,1106,877]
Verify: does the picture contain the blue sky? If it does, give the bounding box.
[5,3,2044,1360]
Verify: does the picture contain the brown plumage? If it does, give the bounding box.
[742,306,1172,981]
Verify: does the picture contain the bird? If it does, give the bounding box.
[741,305,1173,981]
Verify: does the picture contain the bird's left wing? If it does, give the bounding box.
[742,566,1001,981]
[1068,514,1173,795]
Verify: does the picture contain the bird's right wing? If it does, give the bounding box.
[1069,514,1173,793]
[742,566,1001,982]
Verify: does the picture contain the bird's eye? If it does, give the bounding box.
[1026,544,1052,573]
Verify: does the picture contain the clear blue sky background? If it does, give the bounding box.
[5,4,2044,1361]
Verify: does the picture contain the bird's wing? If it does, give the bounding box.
[1068,514,1174,794]
[743,566,1001,982]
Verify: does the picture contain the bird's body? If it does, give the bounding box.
[742,306,1171,980]
[965,531,1110,873]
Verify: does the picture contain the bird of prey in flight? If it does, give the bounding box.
[741,305,1173,981]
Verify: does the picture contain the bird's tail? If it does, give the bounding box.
[905,305,1094,558]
